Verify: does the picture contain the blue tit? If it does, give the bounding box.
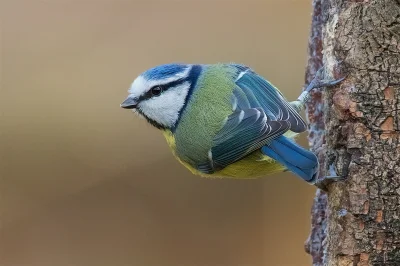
[120,63,344,186]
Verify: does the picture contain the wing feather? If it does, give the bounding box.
[197,108,290,173]
[197,64,306,174]
[234,66,307,132]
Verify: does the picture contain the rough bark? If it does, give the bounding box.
[305,1,400,266]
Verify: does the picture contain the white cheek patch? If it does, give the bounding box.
[138,82,190,128]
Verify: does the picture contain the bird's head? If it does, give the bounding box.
[121,63,201,130]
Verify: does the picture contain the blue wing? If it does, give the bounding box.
[197,64,308,175]
[232,65,307,133]
[197,108,290,174]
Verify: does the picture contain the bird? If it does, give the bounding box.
[120,63,344,189]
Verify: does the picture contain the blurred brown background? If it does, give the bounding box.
[1,1,316,265]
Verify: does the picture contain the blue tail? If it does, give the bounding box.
[261,136,318,183]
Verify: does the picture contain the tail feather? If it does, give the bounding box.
[261,136,318,183]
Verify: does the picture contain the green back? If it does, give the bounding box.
[174,64,236,165]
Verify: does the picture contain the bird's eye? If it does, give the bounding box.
[151,86,163,96]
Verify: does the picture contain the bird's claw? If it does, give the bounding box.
[318,76,346,87]
[313,175,346,192]
[305,66,346,93]
[314,66,325,79]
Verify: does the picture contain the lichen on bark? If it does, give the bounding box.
[305,0,400,265]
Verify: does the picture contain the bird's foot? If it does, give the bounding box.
[305,67,346,93]
[296,66,346,104]
[313,175,346,192]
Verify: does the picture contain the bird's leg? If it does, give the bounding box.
[292,67,347,191]
[290,67,346,112]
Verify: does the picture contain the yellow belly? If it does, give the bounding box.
[208,151,286,179]
[163,130,288,179]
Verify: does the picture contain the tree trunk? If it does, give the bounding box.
[304,0,400,265]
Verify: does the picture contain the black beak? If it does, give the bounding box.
[120,97,138,109]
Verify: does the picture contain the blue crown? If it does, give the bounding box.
[142,64,188,80]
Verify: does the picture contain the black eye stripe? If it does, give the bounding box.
[150,86,163,96]
[143,85,163,99]
[138,78,187,102]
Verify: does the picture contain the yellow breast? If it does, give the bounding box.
[162,130,287,179]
